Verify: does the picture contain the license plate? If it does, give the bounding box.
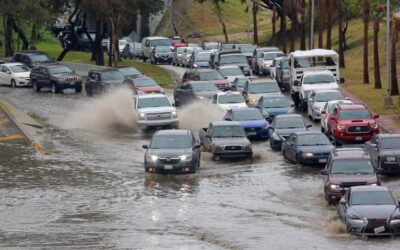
[164,165,173,170]
[374,226,385,234]
[319,159,327,163]
[355,136,363,141]
[247,132,257,136]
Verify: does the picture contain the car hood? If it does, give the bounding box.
[137,106,175,114]
[263,107,290,116]
[212,137,250,145]
[302,83,338,92]
[147,148,192,158]
[249,92,281,100]
[239,119,267,128]
[195,61,209,67]
[210,79,230,85]
[338,119,376,126]
[156,53,172,57]
[329,174,378,184]
[53,72,80,79]
[351,205,398,219]
[379,149,400,156]
[195,91,220,98]
[13,71,30,78]
[103,80,124,85]
[218,103,247,111]
[275,127,307,137]
[136,85,163,93]
[297,144,334,153]
[312,102,327,110]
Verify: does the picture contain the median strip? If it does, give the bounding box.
[0,134,24,142]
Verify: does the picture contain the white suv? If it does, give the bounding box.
[211,91,248,111]
[135,94,179,130]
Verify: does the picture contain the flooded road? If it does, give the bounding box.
[0,70,400,249]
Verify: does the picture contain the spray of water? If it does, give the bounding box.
[178,101,225,131]
[63,87,137,133]
[325,214,347,235]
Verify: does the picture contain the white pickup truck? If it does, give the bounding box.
[134,94,179,130]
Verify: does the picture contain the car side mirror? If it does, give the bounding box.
[339,198,346,205]
[225,117,232,121]
[321,111,326,115]
[172,103,176,107]
[290,104,295,108]
[294,80,300,86]
[374,114,380,119]
[340,77,345,84]
[306,124,312,130]
[142,145,148,149]
[193,144,201,149]
[6,70,11,74]
[320,169,328,175]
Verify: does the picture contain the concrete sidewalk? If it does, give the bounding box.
[340,86,400,134]
[0,99,48,155]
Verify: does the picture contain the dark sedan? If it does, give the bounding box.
[143,130,201,174]
[269,114,311,151]
[86,69,130,96]
[337,186,400,236]
[174,81,221,106]
[282,131,334,165]
[256,95,295,122]
[365,134,400,175]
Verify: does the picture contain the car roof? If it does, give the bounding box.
[275,114,303,119]
[212,121,242,126]
[144,36,169,40]
[136,94,167,99]
[331,147,370,160]
[218,65,241,69]
[350,186,389,192]
[312,89,341,94]
[231,107,259,112]
[2,62,26,66]
[292,131,324,136]
[376,134,400,139]
[217,91,242,96]
[338,104,367,110]
[303,70,334,76]
[154,129,190,136]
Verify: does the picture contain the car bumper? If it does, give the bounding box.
[213,151,253,159]
[16,79,31,86]
[298,155,329,165]
[347,220,400,236]
[58,81,82,89]
[145,160,195,174]
[245,128,269,139]
[334,133,376,143]
[325,190,344,203]
[138,119,179,129]
[155,58,172,63]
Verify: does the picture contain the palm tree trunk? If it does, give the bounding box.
[300,0,306,50]
[308,0,312,49]
[390,18,399,95]
[317,2,323,48]
[30,24,37,50]
[281,4,287,53]
[272,6,277,46]
[252,2,259,44]
[290,0,296,52]
[373,10,382,89]
[326,0,332,49]
[215,2,228,42]
[363,0,370,84]
[337,0,345,68]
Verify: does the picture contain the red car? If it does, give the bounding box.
[131,77,164,95]
[182,69,229,90]
[328,104,379,146]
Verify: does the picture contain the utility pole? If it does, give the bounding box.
[384,0,393,106]
[246,0,251,43]
[310,0,315,49]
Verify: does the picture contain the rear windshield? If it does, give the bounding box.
[119,67,141,77]
[331,160,375,175]
[219,68,243,77]
[195,54,211,61]
[351,191,395,206]
[262,97,290,108]
[248,82,280,94]
[155,46,171,53]
[339,109,371,120]
[314,92,343,102]
[192,83,218,92]
[150,39,173,47]
[218,94,245,104]
[101,70,125,81]
[380,138,400,149]
[9,64,30,73]
[297,134,330,146]
[134,78,157,87]
[48,65,73,74]
[263,52,284,60]
[275,117,305,129]
[151,135,190,149]
[220,54,247,64]
[199,71,224,81]
[233,110,263,121]
[304,74,336,84]
[30,54,52,63]
[212,126,246,138]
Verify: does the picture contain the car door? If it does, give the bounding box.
[323,156,332,189]
[0,65,7,84]
[286,134,298,161]
[177,84,190,105]
[243,81,249,102]
[191,132,201,164]
[203,123,213,150]
[365,135,379,167]
[308,91,316,116]
[42,67,51,87]
[256,97,264,114]
[328,107,339,134]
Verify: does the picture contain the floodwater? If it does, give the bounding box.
[0,68,399,249]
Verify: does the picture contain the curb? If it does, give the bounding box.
[0,99,48,155]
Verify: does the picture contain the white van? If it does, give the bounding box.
[141,36,173,62]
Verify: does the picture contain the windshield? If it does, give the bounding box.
[235,78,247,88]
[220,54,247,64]
[9,65,30,73]
[119,67,141,77]
[240,45,256,53]
[314,92,344,102]
[199,71,224,81]
[30,54,52,63]
[218,94,245,104]
[156,46,171,53]
[177,47,186,53]
[150,135,190,149]
[48,65,73,74]
[134,78,157,87]
[297,134,330,146]
[150,39,173,47]
[137,97,170,109]
[275,117,305,129]
[101,71,125,81]
[304,74,336,84]
[249,82,280,94]
[212,125,246,138]
[219,68,243,77]
[281,59,289,69]
[233,110,263,121]
[205,44,219,50]
[331,160,375,174]
[119,40,128,46]
[294,58,312,68]
[262,97,290,108]
[351,191,395,206]
[339,109,371,120]
[192,83,218,92]
[195,54,211,61]
[264,52,284,60]
[380,138,400,149]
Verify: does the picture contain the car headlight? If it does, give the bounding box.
[138,113,146,120]
[314,107,322,112]
[370,123,378,129]
[180,154,192,161]
[348,214,365,223]
[193,64,198,68]
[385,156,397,162]
[337,125,346,130]
[302,152,314,157]
[251,99,257,103]
[369,183,378,186]
[146,154,158,162]
[272,132,281,140]
[172,111,178,118]
[390,214,400,223]
[197,96,205,100]
[329,184,341,191]
[262,110,269,116]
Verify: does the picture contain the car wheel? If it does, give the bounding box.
[321,126,325,134]
[212,154,220,161]
[11,79,17,88]
[32,81,40,92]
[74,85,82,93]
[51,82,60,94]
[86,85,93,97]
[295,153,301,164]
[334,136,342,146]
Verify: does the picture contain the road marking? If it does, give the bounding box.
[0,134,24,142]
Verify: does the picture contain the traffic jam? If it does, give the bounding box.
[1,35,400,240]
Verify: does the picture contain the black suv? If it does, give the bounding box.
[321,147,380,205]
[86,69,130,96]
[150,46,173,65]
[13,51,54,68]
[30,63,82,93]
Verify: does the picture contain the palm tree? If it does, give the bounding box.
[337,0,345,68]
[272,5,277,45]
[300,0,306,50]
[390,17,399,95]
[281,2,287,53]
[363,0,370,84]
[326,0,335,49]
[317,0,324,48]
[373,4,384,89]
[252,1,259,44]
[197,0,229,42]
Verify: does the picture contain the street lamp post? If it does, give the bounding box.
[384,0,393,106]
[310,0,315,49]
